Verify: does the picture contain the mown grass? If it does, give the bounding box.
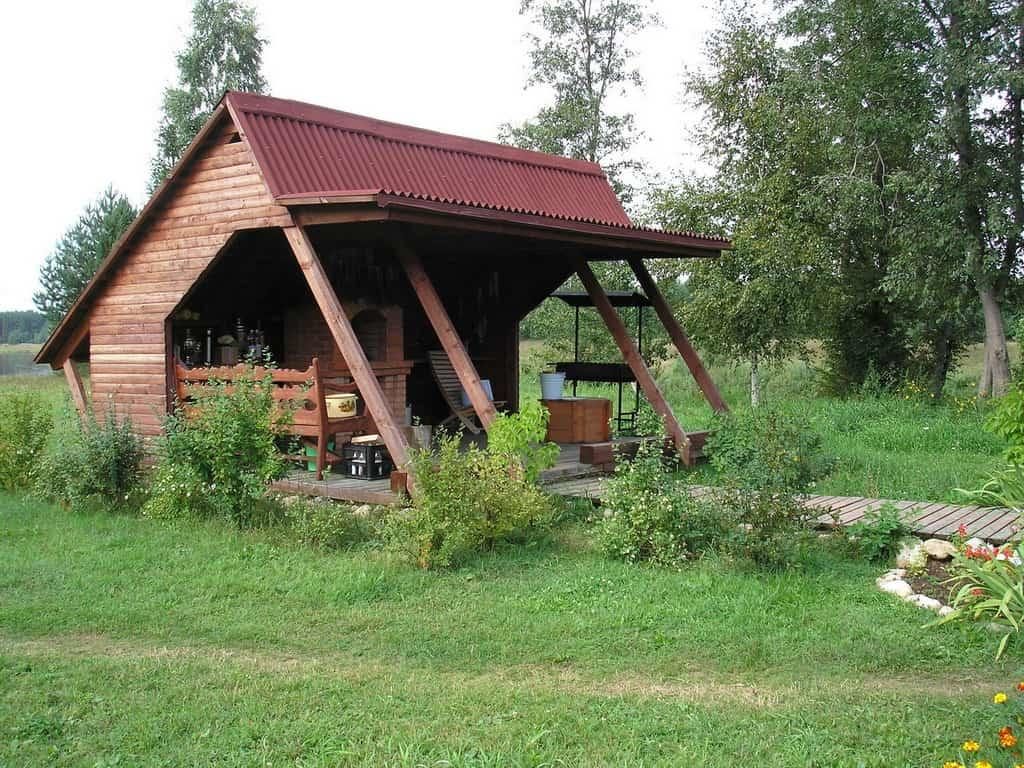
[0,492,1017,766]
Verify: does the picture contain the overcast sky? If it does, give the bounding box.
[0,0,718,311]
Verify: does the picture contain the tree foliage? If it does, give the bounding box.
[500,0,657,197]
[33,188,137,324]
[149,0,267,190]
[0,311,48,344]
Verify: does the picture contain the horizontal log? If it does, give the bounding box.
[143,213,292,241]
[164,182,270,211]
[159,194,281,222]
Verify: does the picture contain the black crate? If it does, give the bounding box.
[340,442,393,480]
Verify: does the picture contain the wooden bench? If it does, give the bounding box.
[174,357,371,480]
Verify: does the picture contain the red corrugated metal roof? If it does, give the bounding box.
[227,92,637,228]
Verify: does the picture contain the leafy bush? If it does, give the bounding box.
[706,408,835,494]
[143,367,291,527]
[485,402,559,483]
[987,382,1024,464]
[0,390,53,491]
[385,431,553,569]
[710,488,815,571]
[933,540,1024,659]
[846,503,913,563]
[597,441,734,566]
[38,407,144,511]
[278,495,381,549]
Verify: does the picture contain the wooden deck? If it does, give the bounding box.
[544,476,1021,544]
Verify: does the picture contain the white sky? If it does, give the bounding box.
[0,0,717,311]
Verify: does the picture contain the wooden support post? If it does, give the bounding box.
[63,359,88,420]
[282,225,413,483]
[396,242,498,430]
[576,258,695,465]
[628,256,728,413]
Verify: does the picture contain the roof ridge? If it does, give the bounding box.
[226,91,607,178]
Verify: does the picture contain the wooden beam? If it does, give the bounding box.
[395,241,498,430]
[575,258,694,465]
[63,359,88,420]
[282,224,413,482]
[628,256,728,413]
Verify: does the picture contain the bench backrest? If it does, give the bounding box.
[174,358,327,429]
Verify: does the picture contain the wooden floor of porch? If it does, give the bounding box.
[270,442,1018,544]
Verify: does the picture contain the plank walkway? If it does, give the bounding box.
[273,456,1020,545]
[544,476,1021,545]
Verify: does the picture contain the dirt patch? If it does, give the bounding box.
[906,558,956,604]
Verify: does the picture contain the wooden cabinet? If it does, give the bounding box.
[541,397,611,444]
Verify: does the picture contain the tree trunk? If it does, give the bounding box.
[978,285,1011,397]
[750,352,761,408]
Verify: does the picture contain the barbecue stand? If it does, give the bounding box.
[551,290,651,435]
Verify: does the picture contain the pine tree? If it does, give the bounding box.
[34,188,137,324]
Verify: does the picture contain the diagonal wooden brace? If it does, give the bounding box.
[575,257,695,465]
[628,256,727,413]
[282,223,413,486]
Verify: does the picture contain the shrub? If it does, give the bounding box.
[0,390,53,491]
[711,487,815,571]
[143,367,291,527]
[706,408,835,494]
[385,431,553,569]
[597,440,734,566]
[987,382,1024,464]
[38,407,144,511]
[279,495,381,549]
[846,503,913,563]
[485,402,559,483]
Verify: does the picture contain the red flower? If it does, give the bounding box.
[958,524,968,538]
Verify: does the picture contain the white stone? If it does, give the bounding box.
[907,594,943,611]
[921,539,956,560]
[878,568,906,582]
[353,504,373,518]
[877,578,914,598]
[938,606,955,617]
[896,539,927,570]
[965,537,988,550]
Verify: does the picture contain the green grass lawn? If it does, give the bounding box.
[0,492,1017,766]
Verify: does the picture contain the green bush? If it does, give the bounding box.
[844,503,912,563]
[485,402,559,483]
[985,382,1024,464]
[706,408,835,494]
[0,390,53,491]
[385,431,553,569]
[710,488,815,571]
[597,441,734,566]
[38,407,144,511]
[279,495,381,549]
[143,367,291,527]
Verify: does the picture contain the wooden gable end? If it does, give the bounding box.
[89,114,290,437]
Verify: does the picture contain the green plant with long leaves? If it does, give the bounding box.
[931,543,1024,660]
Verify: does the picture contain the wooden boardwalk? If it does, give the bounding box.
[544,476,1021,544]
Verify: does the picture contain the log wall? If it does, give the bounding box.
[88,116,291,437]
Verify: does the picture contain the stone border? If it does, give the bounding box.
[876,567,953,616]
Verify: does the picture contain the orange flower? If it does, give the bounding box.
[1001,732,1018,748]
[1017,681,1024,692]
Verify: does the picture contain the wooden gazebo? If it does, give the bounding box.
[36,92,728,496]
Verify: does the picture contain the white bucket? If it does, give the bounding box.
[460,379,494,407]
[540,371,566,400]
